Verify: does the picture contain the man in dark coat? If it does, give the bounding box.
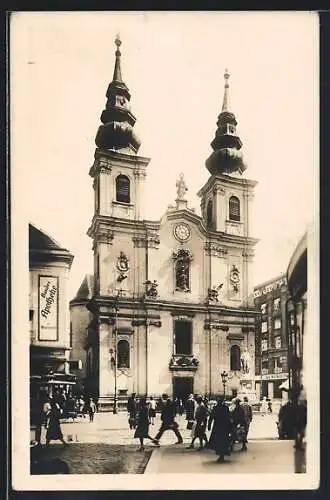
[153,395,183,445]
[231,398,248,451]
[127,393,138,429]
[207,396,231,462]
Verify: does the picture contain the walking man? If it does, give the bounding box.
[231,398,248,451]
[153,395,183,445]
[241,396,253,442]
[127,392,138,430]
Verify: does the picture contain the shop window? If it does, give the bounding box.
[206,200,213,228]
[174,320,192,355]
[229,196,240,222]
[117,340,130,368]
[261,339,268,351]
[261,321,268,333]
[230,345,241,371]
[275,336,282,349]
[274,318,281,330]
[116,175,130,203]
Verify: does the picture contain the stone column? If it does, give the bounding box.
[268,381,274,399]
[98,320,113,408]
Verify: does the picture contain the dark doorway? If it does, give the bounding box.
[174,320,192,355]
[173,377,193,403]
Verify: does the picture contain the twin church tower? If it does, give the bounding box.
[80,37,258,409]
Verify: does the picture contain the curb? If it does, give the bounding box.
[144,447,163,474]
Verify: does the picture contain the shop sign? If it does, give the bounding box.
[254,278,287,298]
[261,373,288,381]
[38,276,59,341]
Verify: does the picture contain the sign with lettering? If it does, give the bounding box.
[38,276,59,341]
[253,277,287,298]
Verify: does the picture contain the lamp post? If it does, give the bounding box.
[112,292,121,415]
[221,370,228,399]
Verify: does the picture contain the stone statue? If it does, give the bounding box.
[144,280,159,298]
[240,349,251,374]
[176,173,188,200]
[207,283,223,303]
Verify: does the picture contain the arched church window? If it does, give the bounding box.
[206,200,213,228]
[230,344,241,371]
[116,175,130,204]
[173,249,193,292]
[229,196,240,221]
[117,340,130,368]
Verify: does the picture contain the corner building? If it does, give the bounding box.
[85,39,258,410]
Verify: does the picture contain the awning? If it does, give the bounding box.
[279,379,289,391]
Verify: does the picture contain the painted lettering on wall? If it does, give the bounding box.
[38,276,58,341]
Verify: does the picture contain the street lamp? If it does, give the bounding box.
[112,294,120,415]
[221,370,228,398]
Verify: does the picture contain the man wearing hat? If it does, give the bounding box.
[231,398,248,451]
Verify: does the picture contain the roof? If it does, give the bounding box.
[29,223,74,267]
[71,274,94,302]
[29,223,68,251]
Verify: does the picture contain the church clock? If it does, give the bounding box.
[174,223,191,242]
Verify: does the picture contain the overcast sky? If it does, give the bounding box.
[11,11,318,300]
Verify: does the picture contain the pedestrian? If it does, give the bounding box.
[185,393,196,430]
[241,396,253,442]
[231,398,248,451]
[134,397,158,451]
[207,396,231,463]
[187,395,208,450]
[87,397,97,422]
[267,397,273,413]
[153,395,183,445]
[260,396,268,416]
[127,392,138,430]
[45,399,68,447]
[148,396,156,425]
[78,395,86,418]
[178,398,184,416]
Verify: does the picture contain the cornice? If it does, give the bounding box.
[197,173,258,197]
[89,148,151,177]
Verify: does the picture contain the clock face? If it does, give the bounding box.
[174,223,191,242]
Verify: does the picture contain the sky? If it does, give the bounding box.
[11,11,318,300]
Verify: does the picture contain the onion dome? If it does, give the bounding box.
[205,70,246,175]
[95,36,141,153]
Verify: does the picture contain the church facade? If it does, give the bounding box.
[80,38,258,409]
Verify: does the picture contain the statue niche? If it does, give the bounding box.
[173,249,193,292]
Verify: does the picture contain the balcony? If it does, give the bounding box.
[169,354,199,372]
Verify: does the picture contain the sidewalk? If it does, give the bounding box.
[30,412,279,445]
[145,440,295,474]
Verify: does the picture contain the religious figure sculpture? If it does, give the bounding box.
[240,349,251,374]
[176,172,188,200]
[207,283,223,303]
[173,248,193,292]
[144,280,159,298]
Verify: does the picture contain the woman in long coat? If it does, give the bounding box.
[134,397,158,451]
[45,400,67,447]
[207,396,231,462]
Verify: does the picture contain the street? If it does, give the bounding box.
[30,410,304,474]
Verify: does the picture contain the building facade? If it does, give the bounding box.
[29,223,75,397]
[254,275,290,400]
[77,38,258,409]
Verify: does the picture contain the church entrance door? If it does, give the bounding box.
[173,377,193,404]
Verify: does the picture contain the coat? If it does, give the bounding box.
[45,404,63,441]
[161,400,176,425]
[134,405,150,438]
[194,403,208,438]
[207,403,231,455]
[127,397,138,417]
[185,398,196,421]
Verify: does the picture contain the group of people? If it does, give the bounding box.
[31,391,98,447]
[126,392,253,462]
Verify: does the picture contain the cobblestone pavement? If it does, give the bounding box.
[31,443,152,474]
[31,411,280,446]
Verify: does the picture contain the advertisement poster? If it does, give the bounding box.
[38,276,58,341]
